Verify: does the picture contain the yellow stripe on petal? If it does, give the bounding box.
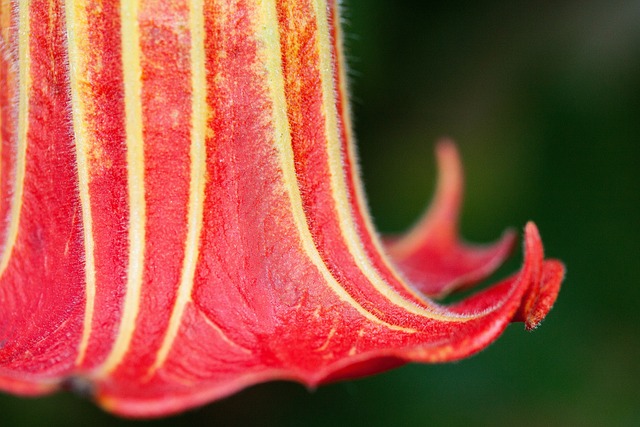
[259,0,414,333]
[148,0,208,375]
[0,0,30,277]
[313,0,468,322]
[98,0,146,375]
[64,0,97,366]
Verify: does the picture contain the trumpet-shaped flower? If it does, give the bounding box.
[0,0,563,417]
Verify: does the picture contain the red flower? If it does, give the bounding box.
[0,0,563,417]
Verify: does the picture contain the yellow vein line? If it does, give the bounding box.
[199,310,252,354]
[332,0,438,307]
[260,0,413,333]
[0,0,30,277]
[97,0,145,375]
[313,0,469,322]
[330,0,381,263]
[147,0,207,376]
[65,0,97,366]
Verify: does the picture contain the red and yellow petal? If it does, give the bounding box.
[386,141,518,298]
[0,0,563,418]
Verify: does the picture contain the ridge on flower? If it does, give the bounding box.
[0,0,563,418]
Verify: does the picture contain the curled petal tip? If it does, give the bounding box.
[435,137,459,161]
[387,142,518,297]
[524,222,543,260]
[513,223,563,329]
[524,221,541,243]
[523,259,565,330]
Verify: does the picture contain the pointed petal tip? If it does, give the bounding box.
[434,138,462,207]
[524,221,541,243]
[515,222,564,330]
[387,141,519,296]
[435,137,459,159]
[523,259,565,330]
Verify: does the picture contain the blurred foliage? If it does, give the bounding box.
[2,0,639,425]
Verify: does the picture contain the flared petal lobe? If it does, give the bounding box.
[0,0,563,418]
[385,140,518,298]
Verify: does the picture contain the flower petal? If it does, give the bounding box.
[0,0,563,418]
[385,141,517,298]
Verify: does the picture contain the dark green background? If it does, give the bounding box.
[2,0,639,425]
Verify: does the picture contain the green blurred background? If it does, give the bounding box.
[2,0,639,425]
